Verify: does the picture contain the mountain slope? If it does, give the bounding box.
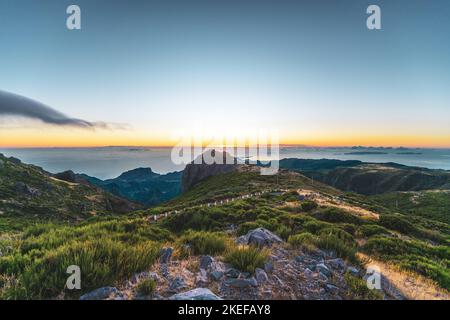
[78,168,182,207]
[0,153,136,228]
[279,158,450,195]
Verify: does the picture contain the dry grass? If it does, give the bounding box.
[358,253,450,300]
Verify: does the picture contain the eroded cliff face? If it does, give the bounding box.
[181,150,239,192]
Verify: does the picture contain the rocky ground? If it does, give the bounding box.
[78,228,380,301]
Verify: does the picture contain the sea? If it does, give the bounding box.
[1,147,449,180]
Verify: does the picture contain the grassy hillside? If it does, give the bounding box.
[1,168,448,299]
[0,154,136,232]
[279,159,450,195]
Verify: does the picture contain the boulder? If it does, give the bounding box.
[159,247,173,264]
[210,271,224,281]
[236,228,283,247]
[169,288,222,300]
[316,263,331,277]
[79,287,119,300]
[264,262,274,273]
[225,277,258,288]
[224,268,240,278]
[255,268,269,283]
[199,255,214,270]
[169,276,186,292]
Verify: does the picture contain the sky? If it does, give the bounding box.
[0,0,449,148]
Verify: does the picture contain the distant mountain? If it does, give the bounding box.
[278,158,450,195]
[78,168,182,206]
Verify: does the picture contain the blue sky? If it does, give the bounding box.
[0,0,449,147]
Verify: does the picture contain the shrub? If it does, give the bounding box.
[318,227,355,246]
[3,239,160,299]
[312,207,362,225]
[344,273,383,300]
[177,230,228,256]
[274,225,292,241]
[316,234,358,264]
[237,222,261,236]
[301,201,318,212]
[357,224,390,237]
[304,220,331,234]
[288,232,318,252]
[379,214,416,235]
[224,245,268,274]
[136,279,156,296]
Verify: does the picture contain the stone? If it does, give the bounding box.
[239,228,283,247]
[327,258,346,271]
[347,266,360,277]
[169,276,186,292]
[210,271,224,281]
[159,247,173,264]
[224,268,240,278]
[225,277,258,288]
[199,255,214,270]
[326,284,340,294]
[316,263,331,277]
[196,269,209,286]
[317,272,328,282]
[255,268,269,283]
[79,287,119,300]
[304,268,313,279]
[169,288,222,300]
[263,262,274,273]
[132,271,159,283]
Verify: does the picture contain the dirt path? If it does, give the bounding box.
[358,253,449,300]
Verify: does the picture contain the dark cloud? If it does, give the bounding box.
[0,90,113,129]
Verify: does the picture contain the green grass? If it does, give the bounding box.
[288,232,318,252]
[177,230,229,256]
[344,273,383,300]
[136,279,156,296]
[224,245,269,274]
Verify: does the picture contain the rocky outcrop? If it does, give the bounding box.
[54,170,77,183]
[182,150,239,192]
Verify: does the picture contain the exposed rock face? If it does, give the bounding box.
[236,228,283,247]
[159,247,173,264]
[181,150,239,192]
[169,288,222,300]
[54,170,77,183]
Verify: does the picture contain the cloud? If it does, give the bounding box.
[0,89,122,129]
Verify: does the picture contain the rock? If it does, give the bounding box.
[225,277,258,288]
[132,271,159,283]
[169,288,222,300]
[182,150,238,192]
[316,263,331,277]
[317,272,328,282]
[264,262,274,273]
[224,268,241,278]
[169,276,187,292]
[79,287,119,300]
[159,247,173,264]
[199,255,214,270]
[196,269,209,286]
[237,228,283,247]
[327,258,346,271]
[325,284,340,294]
[255,268,269,283]
[347,266,360,277]
[210,271,224,281]
[304,268,313,279]
[54,170,77,183]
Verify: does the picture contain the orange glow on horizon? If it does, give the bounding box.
[2,128,450,149]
